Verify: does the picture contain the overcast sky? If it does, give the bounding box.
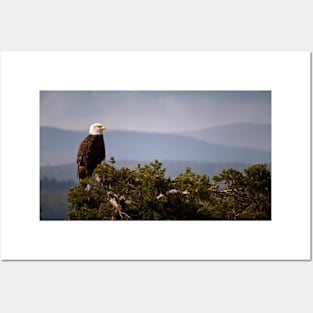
[40,91,271,133]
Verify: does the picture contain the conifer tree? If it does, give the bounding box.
[67,159,271,220]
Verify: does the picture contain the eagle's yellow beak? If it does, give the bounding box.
[100,125,106,131]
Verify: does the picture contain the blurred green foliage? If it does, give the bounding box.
[67,158,271,220]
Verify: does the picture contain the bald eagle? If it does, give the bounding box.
[77,123,106,180]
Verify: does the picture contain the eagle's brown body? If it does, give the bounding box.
[77,134,105,179]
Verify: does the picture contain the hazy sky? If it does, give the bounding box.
[40,91,271,133]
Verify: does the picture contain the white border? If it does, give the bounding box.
[0,52,311,260]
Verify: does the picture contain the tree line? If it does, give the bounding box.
[67,158,271,220]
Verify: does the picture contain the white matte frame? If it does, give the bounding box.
[0,52,311,260]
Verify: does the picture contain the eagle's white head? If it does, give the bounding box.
[89,123,106,135]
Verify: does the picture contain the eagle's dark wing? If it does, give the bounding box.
[77,135,105,179]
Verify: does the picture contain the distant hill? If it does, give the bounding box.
[40,127,85,166]
[181,123,271,151]
[40,160,254,181]
[40,126,271,166]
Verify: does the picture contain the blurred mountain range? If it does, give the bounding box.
[40,123,271,167]
[180,123,271,151]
